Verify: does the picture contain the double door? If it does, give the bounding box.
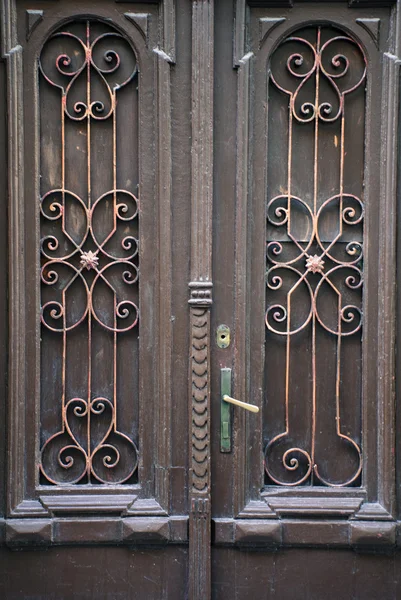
[0,0,400,598]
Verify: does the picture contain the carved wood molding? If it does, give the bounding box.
[124,13,150,43]
[162,0,176,62]
[246,0,397,6]
[0,0,26,516]
[154,45,174,514]
[190,305,210,497]
[214,518,398,549]
[150,0,176,63]
[189,0,213,597]
[2,516,188,546]
[235,494,393,520]
[4,46,24,515]
[375,50,400,518]
[0,0,16,56]
[348,0,396,6]
[26,10,43,40]
[234,0,397,63]
[233,51,252,516]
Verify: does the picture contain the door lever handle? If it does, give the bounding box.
[222,395,259,413]
[221,368,259,453]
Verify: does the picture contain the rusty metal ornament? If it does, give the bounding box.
[264,27,366,487]
[305,254,325,274]
[39,21,139,485]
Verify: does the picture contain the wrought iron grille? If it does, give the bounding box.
[39,21,139,485]
[264,26,366,487]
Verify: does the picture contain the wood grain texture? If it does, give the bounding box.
[190,307,210,494]
[374,49,400,519]
[0,0,26,517]
[162,0,176,62]
[4,515,188,546]
[0,0,179,541]
[233,50,253,517]
[0,1,401,598]
[154,46,174,514]
[0,546,189,600]
[190,0,213,283]
[214,517,399,548]
[0,60,7,521]
[189,0,214,597]
[245,0,396,6]
[229,0,398,527]
[212,547,401,600]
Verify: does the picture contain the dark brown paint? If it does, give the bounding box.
[0,0,400,598]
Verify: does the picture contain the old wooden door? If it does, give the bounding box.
[210,0,401,598]
[1,0,401,599]
[0,0,191,597]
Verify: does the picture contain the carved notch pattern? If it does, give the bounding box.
[191,306,209,493]
[39,20,139,485]
[264,26,366,487]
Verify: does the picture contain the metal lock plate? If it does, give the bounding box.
[216,324,230,349]
[220,368,232,453]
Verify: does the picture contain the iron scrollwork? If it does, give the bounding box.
[265,27,366,487]
[39,21,139,484]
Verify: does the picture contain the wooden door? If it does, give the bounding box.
[0,0,191,597]
[210,1,401,599]
[0,0,401,599]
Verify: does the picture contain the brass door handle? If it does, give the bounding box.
[221,368,259,453]
[222,395,259,413]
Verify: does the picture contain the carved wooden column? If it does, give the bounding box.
[1,0,26,516]
[188,0,213,598]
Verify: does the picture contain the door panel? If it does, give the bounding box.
[1,0,191,593]
[0,0,191,570]
[38,18,141,488]
[212,548,401,600]
[264,24,365,488]
[0,546,188,599]
[3,0,185,534]
[213,0,398,552]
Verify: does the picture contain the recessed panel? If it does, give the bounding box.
[264,26,366,487]
[39,20,140,485]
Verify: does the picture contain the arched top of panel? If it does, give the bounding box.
[265,21,369,61]
[268,24,367,125]
[39,19,138,122]
[24,12,150,73]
